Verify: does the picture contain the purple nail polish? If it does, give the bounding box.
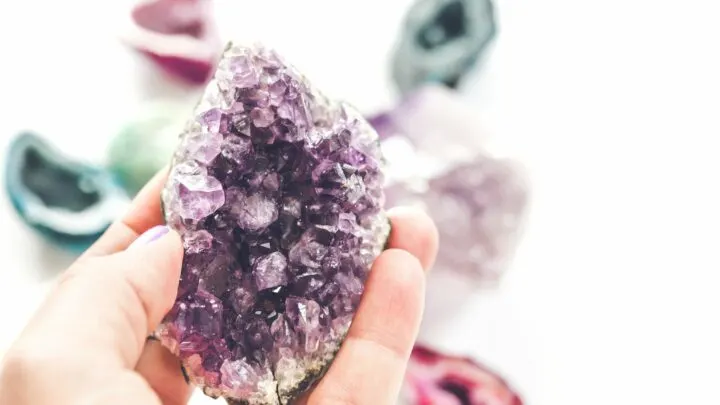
[129,225,170,249]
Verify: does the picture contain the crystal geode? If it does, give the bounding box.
[108,101,190,196]
[158,43,389,404]
[392,0,497,94]
[385,158,526,284]
[372,86,527,284]
[4,133,129,252]
[400,345,523,405]
[123,0,221,84]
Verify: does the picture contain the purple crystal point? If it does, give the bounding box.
[158,42,389,404]
[253,252,288,291]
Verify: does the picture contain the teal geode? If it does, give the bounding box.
[392,0,496,94]
[4,133,129,252]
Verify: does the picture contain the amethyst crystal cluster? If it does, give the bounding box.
[372,86,527,284]
[386,157,526,283]
[158,43,389,404]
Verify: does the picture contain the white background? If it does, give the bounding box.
[1,1,720,404]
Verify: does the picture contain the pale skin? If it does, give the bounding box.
[0,170,439,405]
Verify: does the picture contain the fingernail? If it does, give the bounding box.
[129,225,170,249]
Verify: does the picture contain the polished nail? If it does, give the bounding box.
[129,225,169,249]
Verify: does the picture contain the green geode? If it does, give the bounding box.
[107,102,191,195]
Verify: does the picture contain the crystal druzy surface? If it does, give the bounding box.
[158,43,389,404]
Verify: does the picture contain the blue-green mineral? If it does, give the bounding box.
[4,133,129,252]
[392,0,496,94]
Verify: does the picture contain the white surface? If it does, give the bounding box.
[1,1,720,405]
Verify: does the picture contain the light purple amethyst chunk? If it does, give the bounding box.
[158,43,389,404]
[253,252,288,291]
[386,157,527,284]
[375,85,528,285]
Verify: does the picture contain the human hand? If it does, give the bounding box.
[0,170,438,405]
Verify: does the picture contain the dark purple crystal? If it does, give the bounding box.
[158,43,389,404]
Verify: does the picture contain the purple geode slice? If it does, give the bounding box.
[158,43,389,404]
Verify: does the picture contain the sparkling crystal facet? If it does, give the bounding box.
[159,43,389,405]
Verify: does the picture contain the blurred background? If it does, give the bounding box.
[1,0,720,404]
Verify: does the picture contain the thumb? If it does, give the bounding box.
[11,226,184,369]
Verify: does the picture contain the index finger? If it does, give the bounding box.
[81,168,168,258]
[305,249,426,405]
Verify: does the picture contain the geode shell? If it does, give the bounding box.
[158,43,389,405]
[124,0,221,84]
[108,101,189,196]
[392,0,497,94]
[4,132,129,252]
[400,345,523,405]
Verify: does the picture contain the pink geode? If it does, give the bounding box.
[123,0,221,84]
[158,43,389,404]
[400,345,523,405]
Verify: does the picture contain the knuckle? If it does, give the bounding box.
[1,349,31,379]
[58,258,151,345]
[0,352,30,401]
[310,378,363,405]
[80,372,162,405]
[383,248,424,273]
[0,349,54,393]
[311,396,357,405]
[57,257,106,287]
